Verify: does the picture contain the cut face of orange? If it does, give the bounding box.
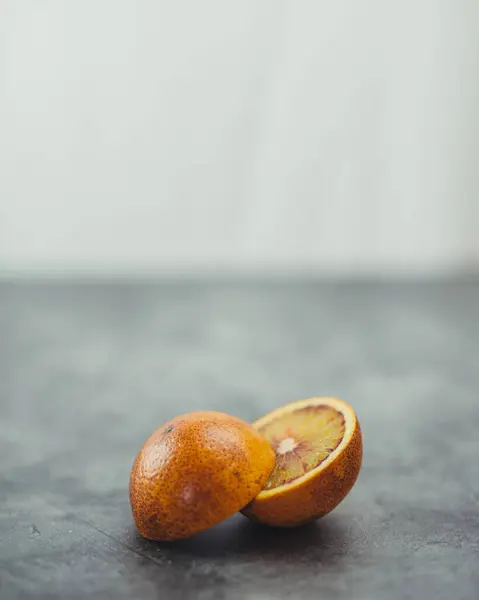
[259,404,347,489]
[241,397,362,527]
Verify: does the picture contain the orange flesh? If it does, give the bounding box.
[257,406,346,490]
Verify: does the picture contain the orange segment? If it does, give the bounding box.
[242,397,362,527]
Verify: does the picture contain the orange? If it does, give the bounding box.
[242,397,362,527]
[130,411,275,541]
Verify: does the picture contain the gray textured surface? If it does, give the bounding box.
[1,281,478,600]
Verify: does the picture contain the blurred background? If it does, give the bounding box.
[1,0,478,279]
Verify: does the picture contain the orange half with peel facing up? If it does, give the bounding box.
[130,411,275,541]
[242,397,362,527]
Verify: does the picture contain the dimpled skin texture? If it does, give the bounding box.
[130,411,276,541]
[242,416,362,527]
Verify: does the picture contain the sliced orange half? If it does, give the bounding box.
[241,397,362,527]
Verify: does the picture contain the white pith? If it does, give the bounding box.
[277,437,297,455]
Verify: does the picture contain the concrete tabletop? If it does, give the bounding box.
[1,280,478,599]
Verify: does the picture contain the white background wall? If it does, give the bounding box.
[1,0,478,276]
